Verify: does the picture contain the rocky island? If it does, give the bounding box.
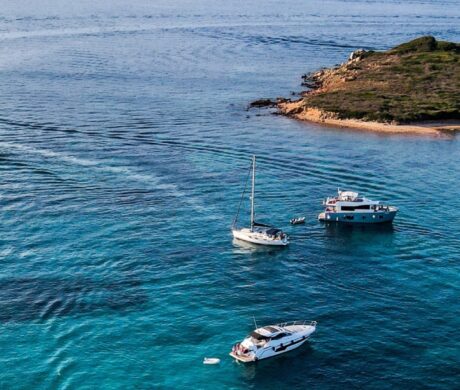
[274,36,460,135]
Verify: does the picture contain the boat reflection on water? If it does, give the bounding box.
[322,220,396,247]
[323,221,395,235]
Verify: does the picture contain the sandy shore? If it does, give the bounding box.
[278,101,460,136]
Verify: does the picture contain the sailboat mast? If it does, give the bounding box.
[250,155,255,230]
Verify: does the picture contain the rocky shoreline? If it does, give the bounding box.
[252,36,460,136]
[277,100,459,135]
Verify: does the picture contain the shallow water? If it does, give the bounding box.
[0,1,459,389]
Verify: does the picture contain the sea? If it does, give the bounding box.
[0,0,459,388]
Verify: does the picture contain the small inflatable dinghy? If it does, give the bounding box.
[203,357,221,365]
[290,217,306,225]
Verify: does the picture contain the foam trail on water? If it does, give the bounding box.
[0,141,213,215]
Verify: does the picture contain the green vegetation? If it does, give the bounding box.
[301,36,460,123]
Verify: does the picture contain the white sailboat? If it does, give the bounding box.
[232,156,289,246]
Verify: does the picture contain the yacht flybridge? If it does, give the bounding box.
[230,321,317,363]
[318,189,398,224]
[232,156,288,246]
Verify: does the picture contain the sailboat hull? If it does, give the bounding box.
[232,228,289,246]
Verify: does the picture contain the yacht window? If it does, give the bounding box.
[271,333,289,340]
[344,215,354,220]
[342,205,371,211]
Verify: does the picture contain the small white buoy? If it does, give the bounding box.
[203,357,221,365]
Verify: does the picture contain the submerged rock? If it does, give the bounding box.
[248,98,276,108]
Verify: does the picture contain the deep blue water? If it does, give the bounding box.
[0,1,459,388]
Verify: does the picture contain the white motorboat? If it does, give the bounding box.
[230,320,317,363]
[318,189,398,224]
[232,156,288,246]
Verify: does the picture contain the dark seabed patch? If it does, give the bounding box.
[0,277,148,323]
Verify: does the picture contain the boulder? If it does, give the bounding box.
[248,98,276,108]
[349,49,367,61]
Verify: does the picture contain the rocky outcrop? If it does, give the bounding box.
[276,36,460,126]
[248,98,276,108]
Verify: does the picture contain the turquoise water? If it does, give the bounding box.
[0,1,459,388]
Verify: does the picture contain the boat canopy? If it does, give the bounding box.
[250,325,283,340]
[250,331,271,341]
[266,228,281,236]
[339,191,359,200]
[254,326,282,336]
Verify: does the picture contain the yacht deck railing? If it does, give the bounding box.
[277,320,317,328]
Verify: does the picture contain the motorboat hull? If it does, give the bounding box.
[318,209,397,224]
[232,228,289,246]
[229,336,310,363]
[230,322,316,363]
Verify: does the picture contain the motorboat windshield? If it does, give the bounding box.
[250,331,271,341]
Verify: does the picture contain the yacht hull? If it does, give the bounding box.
[318,210,397,224]
[230,337,310,363]
[230,322,316,363]
[232,228,288,246]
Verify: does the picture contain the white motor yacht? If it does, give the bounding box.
[318,189,398,224]
[230,321,317,363]
[232,156,288,246]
